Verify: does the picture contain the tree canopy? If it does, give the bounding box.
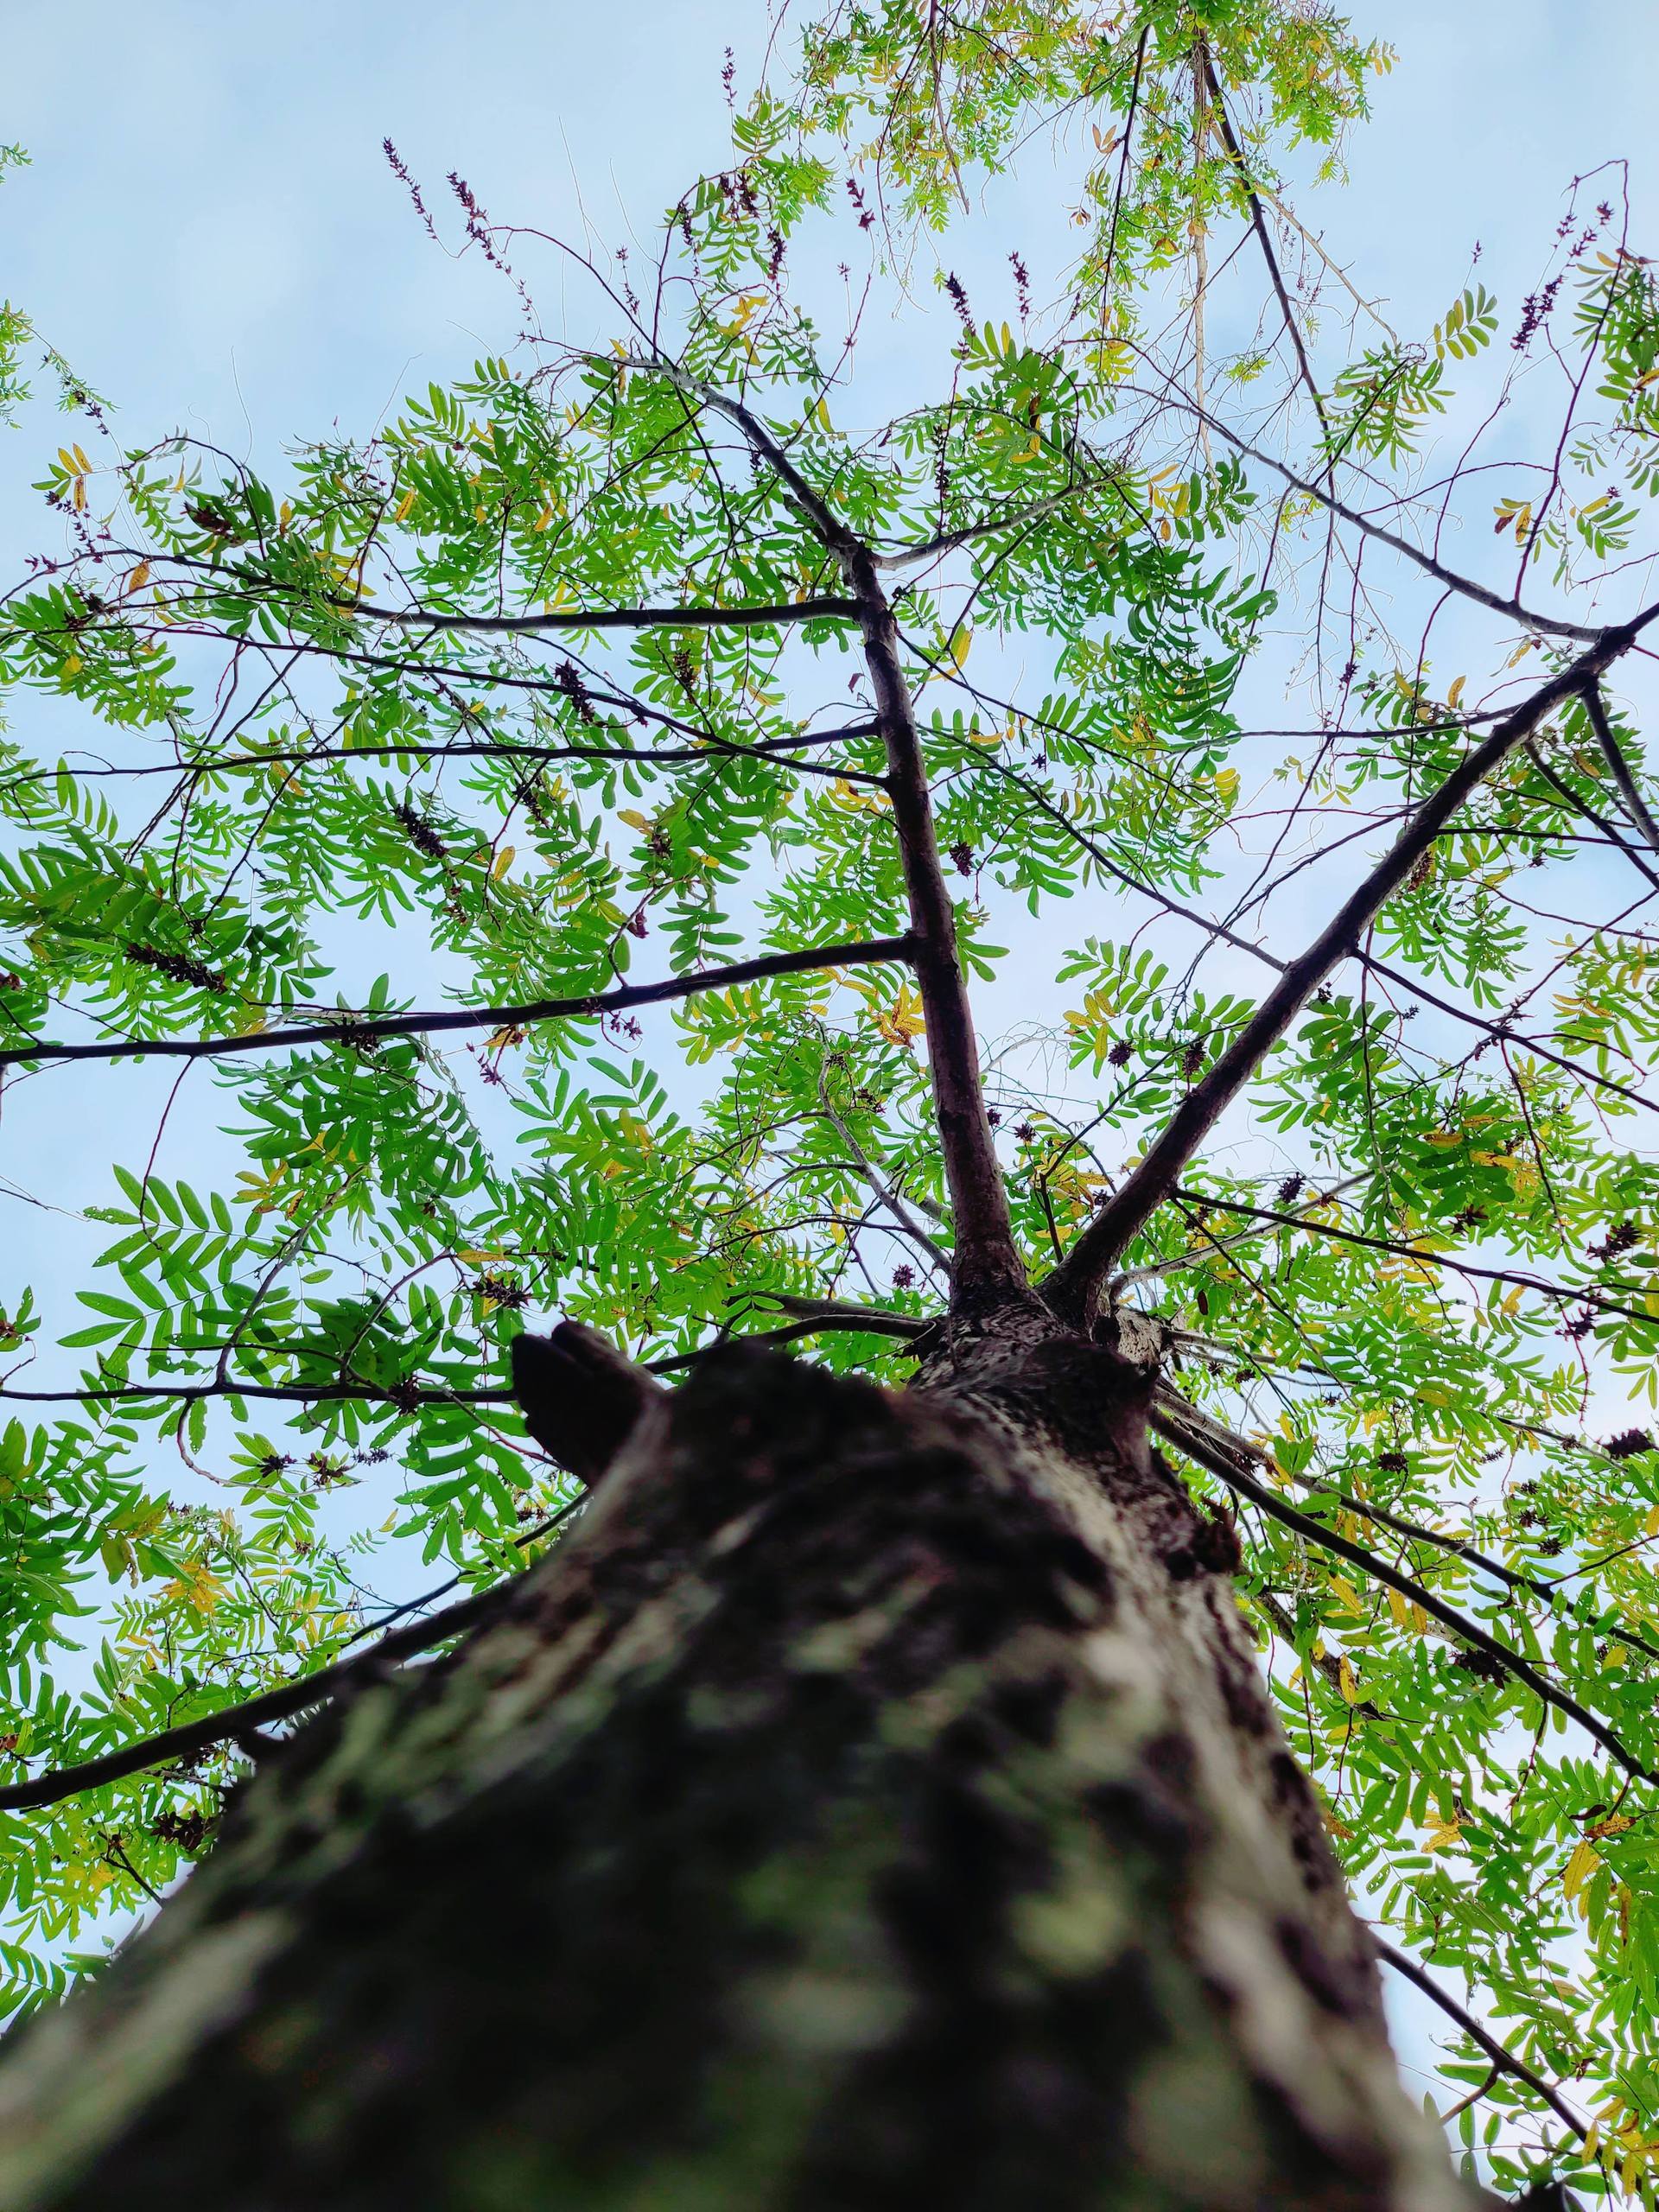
[2,4,1658,2199]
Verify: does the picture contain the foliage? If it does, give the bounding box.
[0,5,1657,2202]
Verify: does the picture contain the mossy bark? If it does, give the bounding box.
[0,1332,1476,2210]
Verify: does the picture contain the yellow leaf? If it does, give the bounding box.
[1446,674,1466,709]
[395,491,416,523]
[1337,1655,1360,1703]
[947,626,972,670]
[491,844,515,880]
[1562,1837,1600,1904]
[815,397,833,433]
[1424,1819,1463,1852]
[124,561,150,594]
[618,809,652,833]
[1325,1575,1365,1617]
[874,983,926,1049]
[60,652,83,677]
[162,1559,226,1618]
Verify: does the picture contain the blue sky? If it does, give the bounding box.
[3,0,1658,2132]
[2,0,1654,471]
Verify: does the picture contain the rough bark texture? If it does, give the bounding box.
[0,1330,1472,2210]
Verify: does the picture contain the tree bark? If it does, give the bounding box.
[0,1329,1475,2210]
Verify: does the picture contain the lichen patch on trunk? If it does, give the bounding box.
[0,1341,1477,2212]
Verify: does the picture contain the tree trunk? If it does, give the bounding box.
[0,1327,1476,2210]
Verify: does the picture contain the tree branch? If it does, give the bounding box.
[846,546,1028,1307]
[0,1577,514,1815]
[1371,1939,1588,2143]
[1149,391,1605,645]
[602,359,1027,1307]
[0,935,916,1072]
[614,355,855,554]
[818,1077,954,1275]
[1580,682,1659,856]
[756,1292,930,1339]
[1042,606,1659,1320]
[1159,1186,1659,1333]
[1364,950,1659,1119]
[1151,1392,1659,1785]
[0,721,890,798]
[1253,1433,1659,1669]
[869,485,1108,573]
[1522,736,1659,890]
[340,592,860,636]
[1198,46,1335,461]
[1111,1174,1367,1287]
[0,1308,932,1414]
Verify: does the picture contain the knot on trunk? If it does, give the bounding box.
[510,1321,662,1484]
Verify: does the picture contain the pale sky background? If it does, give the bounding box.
[3,0,1658,2160]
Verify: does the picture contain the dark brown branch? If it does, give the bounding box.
[1151,1395,1659,1785]
[0,935,916,1072]
[0,1310,931,1413]
[0,1579,511,1815]
[605,359,1027,1308]
[0,721,887,798]
[846,547,1029,1308]
[1042,607,1659,1320]
[616,358,854,549]
[1372,1939,1588,2142]
[340,592,861,636]
[0,1378,513,1408]
[869,485,1105,573]
[1522,736,1659,890]
[1279,1452,1659,1670]
[1580,682,1659,855]
[942,720,1658,1120]
[757,1293,930,1339]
